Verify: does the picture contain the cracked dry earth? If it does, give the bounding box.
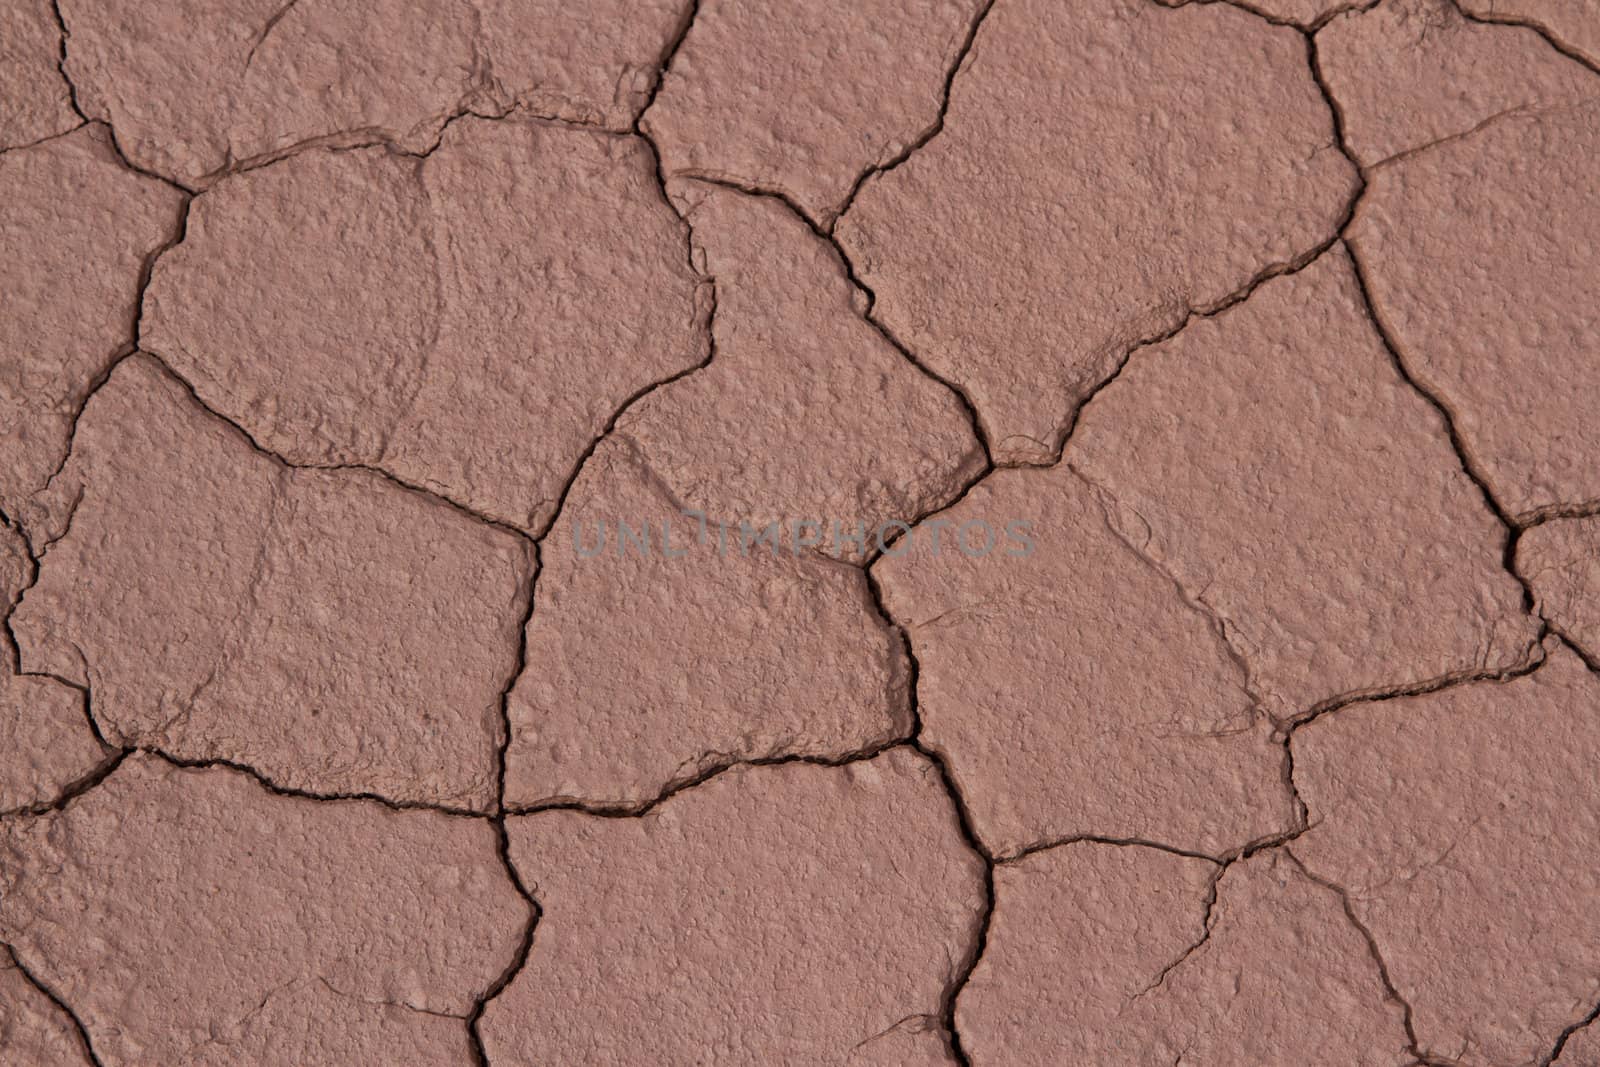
[3,1,1600,1066]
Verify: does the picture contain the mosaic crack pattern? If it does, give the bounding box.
[2,0,1598,1064]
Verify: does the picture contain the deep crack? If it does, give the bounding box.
[2,942,104,1067]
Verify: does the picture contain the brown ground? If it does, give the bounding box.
[2,0,1599,1064]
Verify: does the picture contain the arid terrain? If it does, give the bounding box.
[3,0,1600,1063]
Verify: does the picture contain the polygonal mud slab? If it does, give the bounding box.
[0,0,78,150]
[0,670,102,816]
[504,437,909,809]
[873,461,1294,859]
[643,0,985,226]
[837,0,1357,463]
[958,845,1412,1065]
[144,116,709,534]
[0,945,93,1066]
[1294,643,1600,1066]
[0,124,185,526]
[1068,248,1538,720]
[1350,100,1600,522]
[617,180,983,562]
[12,357,532,811]
[57,0,693,185]
[1317,0,1596,167]
[1554,1019,1600,1065]
[1224,0,1355,28]
[1518,516,1600,662]
[1,523,107,815]
[486,749,984,1064]
[0,755,527,1066]
[1458,0,1600,69]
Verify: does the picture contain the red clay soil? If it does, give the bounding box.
[2,0,1599,1064]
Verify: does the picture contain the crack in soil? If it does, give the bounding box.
[828,0,1001,232]
[1285,850,1434,1062]
[2,942,105,1066]
[1449,0,1600,78]
[7,0,1596,1061]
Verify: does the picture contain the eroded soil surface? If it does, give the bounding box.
[3,0,1599,1064]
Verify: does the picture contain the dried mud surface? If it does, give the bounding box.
[3,0,1599,1064]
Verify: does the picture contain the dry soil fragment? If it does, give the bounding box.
[835,0,1357,464]
[616,182,983,560]
[1293,643,1600,1066]
[1351,101,1600,521]
[1,946,93,1066]
[0,124,184,524]
[485,749,984,1064]
[0,754,525,1066]
[1223,0,1355,26]
[0,670,98,816]
[1,524,108,815]
[1458,0,1600,69]
[642,0,985,226]
[1519,516,1600,660]
[11,357,532,811]
[958,842,1216,1063]
[1068,248,1537,721]
[504,438,907,808]
[960,845,1411,1065]
[1318,0,1596,167]
[872,463,1292,859]
[57,0,691,186]
[0,0,79,149]
[0,524,25,608]
[1555,1019,1600,1065]
[144,117,708,533]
